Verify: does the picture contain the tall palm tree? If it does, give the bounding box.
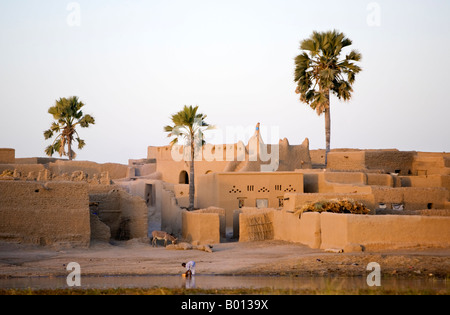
[164,105,212,211]
[294,30,362,165]
[44,96,95,160]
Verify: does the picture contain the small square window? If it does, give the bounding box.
[256,199,269,208]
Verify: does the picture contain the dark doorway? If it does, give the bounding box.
[179,170,189,184]
[116,218,131,241]
[145,184,154,206]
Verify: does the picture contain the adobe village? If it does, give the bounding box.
[1,122,449,280]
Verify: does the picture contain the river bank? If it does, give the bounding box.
[1,240,449,280]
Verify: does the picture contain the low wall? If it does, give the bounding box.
[376,209,450,216]
[320,212,450,251]
[49,160,128,179]
[237,207,450,252]
[0,181,90,247]
[193,207,226,239]
[273,211,321,248]
[238,208,320,245]
[182,209,222,244]
[0,160,128,181]
[0,164,46,180]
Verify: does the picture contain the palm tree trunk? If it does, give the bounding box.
[68,137,73,161]
[324,92,331,166]
[189,139,195,211]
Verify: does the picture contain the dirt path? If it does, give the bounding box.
[0,240,449,279]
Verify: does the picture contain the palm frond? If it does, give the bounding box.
[164,125,173,133]
[79,114,95,127]
[45,144,55,157]
[346,49,362,62]
[43,129,53,140]
[76,138,86,150]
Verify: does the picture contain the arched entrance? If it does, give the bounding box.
[179,170,189,184]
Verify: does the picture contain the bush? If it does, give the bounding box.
[295,198,370,217]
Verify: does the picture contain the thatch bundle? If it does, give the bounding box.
[245,213,274,241]
[295,198,370,218]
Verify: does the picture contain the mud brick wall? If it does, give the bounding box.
[371,187,449,210]
[273,211,321,248]
[364,151,415,174]
[327,151,366,171]
[192,207,226,239]
[327,150,416,175]
[182,210,221,244]
[89,188,148,240]
[49,160,128,179]
[0,149,15,164]
[320,212,450,251]
[0,181,90,247]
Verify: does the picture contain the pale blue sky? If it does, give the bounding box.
[1,0,449,164]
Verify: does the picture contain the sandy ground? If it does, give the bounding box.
[0,240,449,280]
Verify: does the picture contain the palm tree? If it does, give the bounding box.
[44,96,95,160]
[164,105,212,211]
[294,30,362,165]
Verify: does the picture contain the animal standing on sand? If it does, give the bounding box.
[152,231,177,247]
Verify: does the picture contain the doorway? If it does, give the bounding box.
[179,171,189,184]
[145,184,154,206]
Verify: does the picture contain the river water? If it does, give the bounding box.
[0,275,448,292]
